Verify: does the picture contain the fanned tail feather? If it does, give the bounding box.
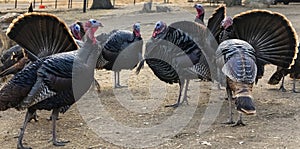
[232,10,298,69]
[6,12,78,59]
[207,5,225,43]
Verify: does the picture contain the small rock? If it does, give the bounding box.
[239,141,244,145]
[141,2,152,13]
[200,141,212,146]
[156,6,171,12]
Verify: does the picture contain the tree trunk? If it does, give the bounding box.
[90,0,113,9]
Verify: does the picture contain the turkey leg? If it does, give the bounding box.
[279,76,286,92]
[165,79,185,108]
[292,76,300,93]
[222,86,235,124]
[50,108,70,146]
[17,110,34,149]
[182,79,189,105]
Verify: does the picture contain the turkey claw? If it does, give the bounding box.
[231,119,246,127]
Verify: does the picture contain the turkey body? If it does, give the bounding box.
[96,28,143,88]
[139,21,211,107]
[216,39,257,112]
[0,51,77,111]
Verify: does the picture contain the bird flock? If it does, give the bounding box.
[0,3,298,148]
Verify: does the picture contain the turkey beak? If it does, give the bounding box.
[152,28,160,38]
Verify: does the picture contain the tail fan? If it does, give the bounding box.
[207,5,225,43]
[232,10,298,69]
[6,12,78,59]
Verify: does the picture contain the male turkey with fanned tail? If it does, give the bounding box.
[0,12,102,148]
[216,10,298,126]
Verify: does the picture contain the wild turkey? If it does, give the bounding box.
[216,39,257,126]
[268,45,300,92]
[216,10,298,126]
[194,4,205,25]
[96,23,143,88]
[69,21,85,40]
[136,21,213,107]
[0,12,102,148]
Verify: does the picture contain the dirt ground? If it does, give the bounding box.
[1,2,300,149]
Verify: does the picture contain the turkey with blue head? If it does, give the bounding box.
[194,4,205,25]
[136,20,214,108]
[95,23,143,88]
[0,12,102,148]
[216,10,298,126]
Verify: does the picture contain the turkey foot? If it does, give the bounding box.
[232,113,246,127]
[49,138,70,146]
[47,116,60,121]
[221,120,235,125]
[28,111,38,122]
[231,119,246,127]
[165,102,180,108]
[181,95,189,105]
[279,85,286,92]
[17,144,32,149]
[292,89,300,93]
[114,84,127,88]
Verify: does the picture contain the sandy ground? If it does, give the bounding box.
[1,2,300,149]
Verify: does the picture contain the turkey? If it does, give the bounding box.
[216,39,257,126]
[268,45,300,92]
[69,21,85,40]
[136,21,213,107]
[194,4,205,25]
[95,23,143,88]
[0,12,102,148]
[216,10,298,126]
[194,4,225,43]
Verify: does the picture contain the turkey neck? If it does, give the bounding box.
[77,29,100,69]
